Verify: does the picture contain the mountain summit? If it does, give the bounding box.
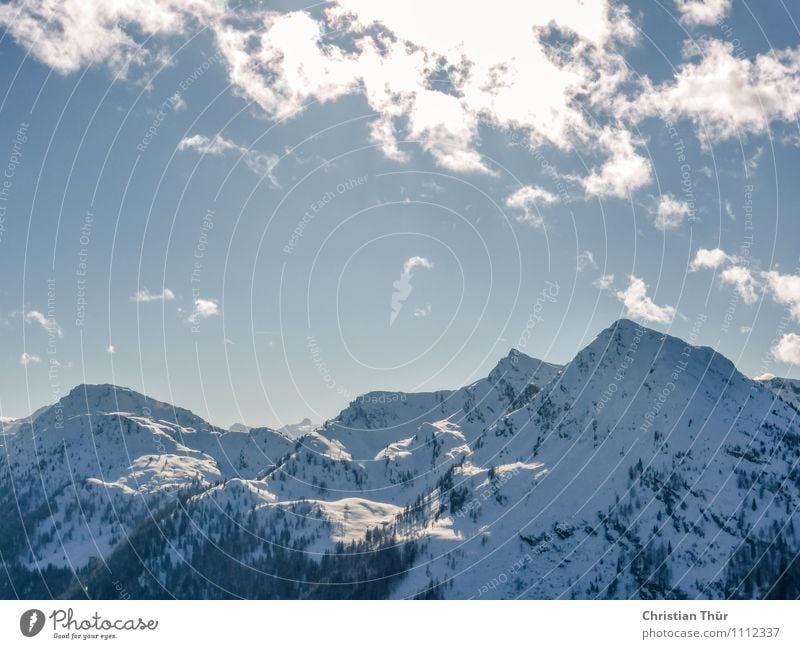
[2,320,798,599]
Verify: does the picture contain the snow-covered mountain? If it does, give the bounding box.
[758,376,800,412]
[2,320,798,599]
[278,417,318,438]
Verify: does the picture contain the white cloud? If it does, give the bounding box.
[594,273,615,290]
[762,270,800,321]
[187,298,220,324]
[772,333,800,364]
[724,200,736,221]
[402,256,433,275]
[635,39,800,141]
[745,146,764,174]
[754,372,775,381]
[505,185,558,225]
[0,1,663,197]
[215,2,638,178]
[655,193,691,229]
[507,185,558,208]
[675,0,731,27]
[24,310,63,337]
[615,275,676,323]
[413,304,432,318]
[178,134,280,183]
[720,266,759,304]
[169,92,187,111]
[7,0,800,204]
[579,128,652,198]
[391,256,433,326]
[690,247,729,270]
[577,250,597,272]
[0,0,223,75]
[19,352,41,365]
[131,288,176,303]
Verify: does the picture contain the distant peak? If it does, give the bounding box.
[63,383,146,405]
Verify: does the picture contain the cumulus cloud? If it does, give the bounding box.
[691,253,800,315]
[37,0,632,181]
[635,39,800,141]
[689,247,762,303]
[19,352,41,365]
[615,275,676,323]
[0,0,223,75]
[24,310,63,337]
[655,194,691,229]
[131,288,176,303]
[507,185,558,208]
[675,0,731,27]
[690,247,729,270]
[177,134,280,183]
[187,298,220,324]
[579,128,652,198]
[7,0,800,204]
[720,266,759,304]
[505,185,558,225]
[762,270,800,321]
[772,333,800,364]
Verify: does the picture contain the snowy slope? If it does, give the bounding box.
[0,384,294,569]
[2,327,799,599]
[759,376,800,412]
[392,320,800,598]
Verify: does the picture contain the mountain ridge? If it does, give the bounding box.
[2,318,799,599]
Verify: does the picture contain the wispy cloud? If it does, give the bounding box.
[391,256,433,326]
[131,288,176,303]
[577,250,597,272]
[413,304,432,318]
[178,134,280,185]
[24,310,63,338]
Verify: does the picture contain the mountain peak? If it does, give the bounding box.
[488,348,561,384]
[60,383,158,414]
[47,383,216,431]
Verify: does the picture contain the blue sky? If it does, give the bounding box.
[1,0,799,428]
